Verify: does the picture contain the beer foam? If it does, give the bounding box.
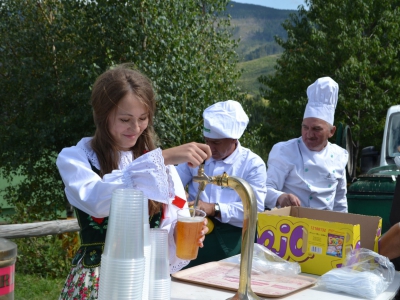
[179,216,204,223]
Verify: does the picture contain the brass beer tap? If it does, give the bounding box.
[193,163,260,300]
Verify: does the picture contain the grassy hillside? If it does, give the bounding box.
[227,1,295,61]
[237,54,279,96]
[223,2,295,96]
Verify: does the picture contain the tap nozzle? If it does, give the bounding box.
[192,162,208,209]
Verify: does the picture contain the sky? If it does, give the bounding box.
[234,0,306,10]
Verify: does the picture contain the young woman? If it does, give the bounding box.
[56,64,211,299]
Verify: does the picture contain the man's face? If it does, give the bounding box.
[204,137,237,160]
[301,118,336,151]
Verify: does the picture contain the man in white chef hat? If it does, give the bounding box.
[265,77,348,212]
[177,100,267,267]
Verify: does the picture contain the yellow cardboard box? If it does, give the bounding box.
[257,207,382,275]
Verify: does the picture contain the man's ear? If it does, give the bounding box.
[329,125,337,138]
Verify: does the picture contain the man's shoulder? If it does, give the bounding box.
[175,162,198,183]
[271,138,300,153]
[239,145,265,164]
[266,138,301,166]
[176,162,191,172]
[328,142,349,155]
[327,143,349,169]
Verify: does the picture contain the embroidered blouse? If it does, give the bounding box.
[56,137,190,273]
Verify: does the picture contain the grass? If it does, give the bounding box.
[237,54,279,96]
[15,273,65,300]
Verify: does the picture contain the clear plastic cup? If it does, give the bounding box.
[148,278,171,300]
[142,198,151,299]
[142,224,151,300]
[103,189,145,259]
[99,255,145,300]
[100,288,143,300]
[99,189,146,299]
[148,229,170,300]
[176,207,206,260]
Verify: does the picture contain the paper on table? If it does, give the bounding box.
[171,262,317,298]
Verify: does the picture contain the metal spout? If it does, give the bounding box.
[193,164,260,300]
[193,163,208,210]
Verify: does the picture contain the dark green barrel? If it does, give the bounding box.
[347,165,400,233]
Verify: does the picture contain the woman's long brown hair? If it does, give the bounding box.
[90,64,162,216]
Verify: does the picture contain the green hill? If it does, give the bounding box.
[222,2,295,96]
[227,1,296,61]
[237,54,279,96]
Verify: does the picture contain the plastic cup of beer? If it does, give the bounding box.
[176,207,206,260]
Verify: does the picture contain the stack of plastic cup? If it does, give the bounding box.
[98,188,145,300]
[148,229,171,300]
[142,198,151,300]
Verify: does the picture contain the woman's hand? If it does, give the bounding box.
[198,217,209,247]
[162,142,211,167]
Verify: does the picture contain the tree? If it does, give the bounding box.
[259,0,400,167]
[0,0,244,222]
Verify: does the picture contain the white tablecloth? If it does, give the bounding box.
[171,271,400,300]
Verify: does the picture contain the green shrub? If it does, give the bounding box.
[13,234,77,279]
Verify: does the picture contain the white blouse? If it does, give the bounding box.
[56,137,189,273]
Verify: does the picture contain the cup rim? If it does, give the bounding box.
[177,207,206,218]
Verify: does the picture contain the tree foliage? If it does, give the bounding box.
[0,0,243,222]
[260,0,400,167]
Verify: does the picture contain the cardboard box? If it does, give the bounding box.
[257,207,382,275]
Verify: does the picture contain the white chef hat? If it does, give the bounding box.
[203,100,249,139]
[303,77,339,125]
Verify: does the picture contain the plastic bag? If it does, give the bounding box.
[251,243,301,276]
[221,243,301,277]
[318,248,395,299]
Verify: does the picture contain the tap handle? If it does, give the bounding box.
[200,159,205,168]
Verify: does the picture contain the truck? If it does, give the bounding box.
[342,105,400,234]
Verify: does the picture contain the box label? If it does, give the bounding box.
[326,233,344,257]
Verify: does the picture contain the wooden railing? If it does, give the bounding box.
[0,219,79,239]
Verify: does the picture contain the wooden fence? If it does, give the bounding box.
[0,219,79,239]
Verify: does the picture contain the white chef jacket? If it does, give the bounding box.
[176,141,267,228]
[265,137,348,212]
[56,137,189,273]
